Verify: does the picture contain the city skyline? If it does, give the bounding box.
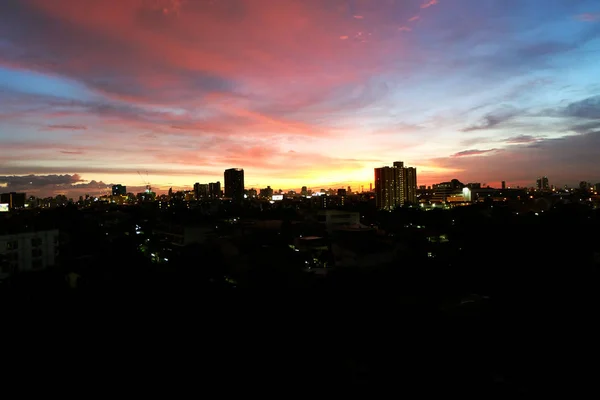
[2,0,600,197]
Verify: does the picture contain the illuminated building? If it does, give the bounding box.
[224,168,244,204]
[536,176,549,191]
[112,184,126,196]
[375,165,402,210]
[403,166,417,205]
[337,188,347,206]
[0,192,26,210]
[375,161,417,209]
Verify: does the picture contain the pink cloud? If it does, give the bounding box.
[409,16,420,22]
[575,13,600,22]
[398,26,412,32]
[420,0,439,9]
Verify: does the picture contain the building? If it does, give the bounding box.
[209,181,221,199]
[259,186,274,200]
[501,181,506,190]
[432,179,465,203]
[0,192,26,210]
[224,168,245,203]
[0,229,59,280]
[111,184,126,196]
[536,176,549,191]
[375,165,402,210]
[193,183,209,200]
[403,166,417,205]
[316,210,360,232]
[301,186,308,196]
[375,161,418,210]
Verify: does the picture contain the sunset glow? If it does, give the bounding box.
[1,0,600,196]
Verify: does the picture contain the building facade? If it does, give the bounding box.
[375,161,417,210]
[0,229,59,280]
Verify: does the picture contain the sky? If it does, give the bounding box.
[1,0,600,197]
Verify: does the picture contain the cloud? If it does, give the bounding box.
[563,95,600,119]
[451,149,498,157]
[420,0,439,9]
[505,135,539,144]
[42,124,87,131]
[353,15,364,19]
[428,130,600,186]
[398,26,412,32]
[575,13,600,22]
[60,150,85,154]
[1,0,599,191]
[0,174,109,196]
[460,110,518,132]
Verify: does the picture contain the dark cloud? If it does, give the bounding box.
[460,110,517,132]
[430,130,600,186]
[0,174,143,198]
[0,174,84,187]
[564,95,600,119]
[505,135,539,144]
[566,121,600,134]
[451,149,498,157]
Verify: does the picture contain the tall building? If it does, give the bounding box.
[374,161,417,210]
[501,181,506,190]
[224,168,244,203]
[0,192,26,210]
[193,183,209,200]
[301,186,308,196]
[403,166,417,205]
[375,165,402,210]
[536,176,549,191]
[112,184,126,196]
[208,182,221,199]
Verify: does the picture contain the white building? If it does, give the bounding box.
[0,230,59,280]
[316,210,361,232]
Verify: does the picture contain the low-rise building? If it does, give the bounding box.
[316,210,360,232]
[0,229,59,280]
